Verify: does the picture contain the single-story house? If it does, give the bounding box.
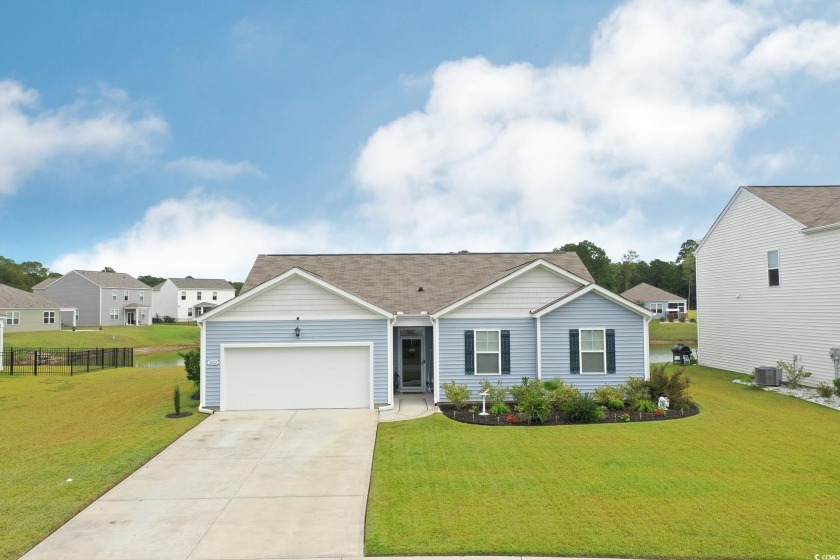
[0,283,77,332]
[621,283,687,319]
[197,253,654,411]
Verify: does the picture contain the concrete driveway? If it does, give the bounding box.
[22,409,379,560]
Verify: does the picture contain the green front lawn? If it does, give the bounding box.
[367,365,840,558]
[649,318,697,342]
[0,368,204,560]
[4,324,199,349]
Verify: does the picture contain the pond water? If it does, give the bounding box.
[134,350,185,368]
[650,342,699,364]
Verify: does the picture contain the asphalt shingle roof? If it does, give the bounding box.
[0,284,68,310]
[31,277,58,290]
[73,271,149,289]
[745,185,840,229]
[621,282,684,303]
[168,278,235,290]
[242,252,594,314]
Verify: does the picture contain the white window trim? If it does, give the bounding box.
[648,303,663,314]
[7,311,20,325]
[197,291,202,300]
[124,290,129,301]
[112,290,117,301]
[579,328,607,375]
[667,302,685,313]
[43,311,55,324]
[212,291,218,301]
[110,308,120,320]
[474,329,501,376]
[768,249,780,287]
[181,291,186,300]
[139,291,145,301]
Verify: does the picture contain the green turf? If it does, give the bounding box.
[649,318,697,342]
[366,365,840,559]
[4,324,199,349]
[0,367,204,560]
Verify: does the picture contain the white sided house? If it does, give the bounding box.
[621,283,687,319]
[697,186,840,386]
[198,253,653,411]
[153,278,236,322]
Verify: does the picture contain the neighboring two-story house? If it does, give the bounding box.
[152,278,236,322]
[33,270,152,327]
[696,185,840,386]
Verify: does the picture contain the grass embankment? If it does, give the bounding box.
[0,367,203,560]
[4,324,199,350]
[367,365,840,558]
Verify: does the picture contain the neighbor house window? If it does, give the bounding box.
[110,309,119,320]
[475,330,500,375]
[124,290,129,301]
[187,309,193,317]
[648,303,663,314]
[212,291,217,301]
[580,329,606,374]
[180,291,186,300]
[768,250,780,287]
[668,302,685,314]
[6,311,20,325]
[43,311,55,324]
[112,290,117,301]
[197,291,202,300]
[139,291,144,302]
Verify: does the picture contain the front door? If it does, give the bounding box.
[126,311,135,325]
[399,337,424,392]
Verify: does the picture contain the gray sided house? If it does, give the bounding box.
[198,253,653,411]
[0,284,77,332]
[621,283,687,319]
[34,270,153,327]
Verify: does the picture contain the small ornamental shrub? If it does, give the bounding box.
[689,317,697,323]
[648,364,694,407]
[816,383,834,398]
[490,401,511,415]
[634,399,657,413]
[834,378,840,397]
[179,348,201,399]
[442,381,471,409]
[678,313,687,322]
[479,378,508,410]
[777,360,812,388]
[593,385,624,407]
[655,407,667,417]
[173,385,181,415]
[561,393,604,423]
[548,379,581,409]
[510,378,551,423]
[659,316,666,322]
[619,412,631,422]
[623,377,649,407]
[607,398,625,410]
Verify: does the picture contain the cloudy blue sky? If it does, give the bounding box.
[2,0,840,281]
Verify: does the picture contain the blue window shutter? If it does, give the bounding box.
[606,329,616,374]
[501,330,511,374]
[464,330,474,375]
[569,330,580,374]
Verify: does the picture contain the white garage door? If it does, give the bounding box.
[222,344,371,410]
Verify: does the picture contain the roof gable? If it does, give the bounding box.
[532,283,654,319]
[745,185,840,230]
[71,270,148,289]
[0,284,69,310]
[241,253,594,314]
[621,282,684,303]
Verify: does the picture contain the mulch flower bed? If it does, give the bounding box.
[439,403,700,426]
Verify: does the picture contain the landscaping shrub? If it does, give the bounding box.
[510,377,551,423]
[607,398,625,410]
[648,364,694,407]
[479,378,508,410]
[593,385,624,407]
[442,381,471,409]
[546,379,580,409]
[777,360,812,388]
[179,348,201,399]
[658,316,666,322]
[561,393,605,423]
[633,399,657,413]
[689,317,697,323]
[834,378,840,397]
[623,377,649,407]
[173,385,181,415]
[489,401,510,415]
[816,383,834,398]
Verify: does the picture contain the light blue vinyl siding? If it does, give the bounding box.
[204,319,389,407]
[438,318,536,402]
[541,292,646,392]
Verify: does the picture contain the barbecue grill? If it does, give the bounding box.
[671,344,693,365]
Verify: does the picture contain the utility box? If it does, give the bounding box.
[754,366,782,386]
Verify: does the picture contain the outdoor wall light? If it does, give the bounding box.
[294,326,301,338]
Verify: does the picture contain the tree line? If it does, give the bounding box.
[555,239,697,309]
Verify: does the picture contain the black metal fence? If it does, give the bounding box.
[1,347,134,376]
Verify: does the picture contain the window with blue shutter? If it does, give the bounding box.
[606,329,616,374]
[569,329,580,374]
[501,330,510,374]
[464,330,474,374]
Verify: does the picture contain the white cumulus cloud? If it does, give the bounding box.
[354,0,840,259]
[167,156,265,181]
[0,80,167,195]
[51,190,337,280]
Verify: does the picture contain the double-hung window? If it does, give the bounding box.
[180,291,186,300]
[768,250,780,287]
[112,290,117,301]
[6,311,20,325]
[475,330,500,375]
[580,329,606,374]
[197,291,202,300]
[124,290,129,301]
[139,291,145,302]
[110,309,119,320]
[648,303,663,314]
[43,311,55,324]
[212,291,218,301]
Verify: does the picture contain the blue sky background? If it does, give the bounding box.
[1,0,839,280]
